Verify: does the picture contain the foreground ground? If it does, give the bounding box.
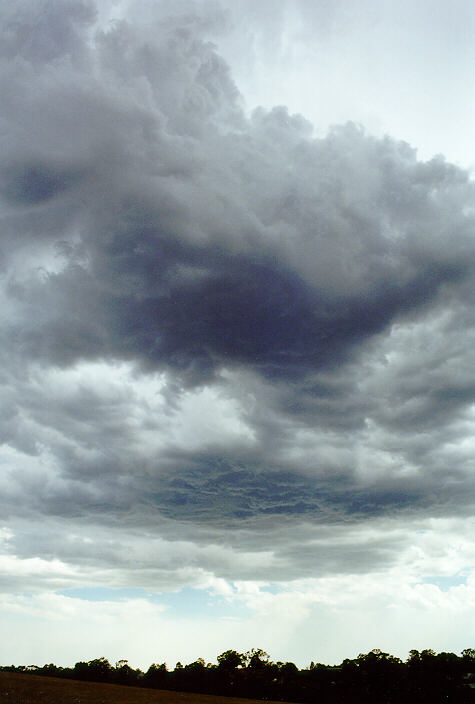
[0,671,288,704]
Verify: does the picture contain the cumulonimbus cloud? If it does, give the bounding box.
[0,0,474,594]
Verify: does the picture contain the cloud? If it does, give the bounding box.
[0,0,474,664]
[1,555,474,667]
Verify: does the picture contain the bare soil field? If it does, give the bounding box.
[0,672,285,704]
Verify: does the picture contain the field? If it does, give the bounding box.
[0,671,286,704]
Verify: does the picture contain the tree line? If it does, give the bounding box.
[2,647,475,703]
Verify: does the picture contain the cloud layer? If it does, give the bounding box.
[0,0,474,665]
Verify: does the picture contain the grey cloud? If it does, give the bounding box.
[9,128,473,383]
[2,162,84,205]
[0,0,474,590]
[0,512,416,589]
[0,0,96,63]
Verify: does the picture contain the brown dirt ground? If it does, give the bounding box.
[0,671,285,704]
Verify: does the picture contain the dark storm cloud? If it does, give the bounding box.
[8,129,473,382]
[0,0,474,588]
[1,162,84,205]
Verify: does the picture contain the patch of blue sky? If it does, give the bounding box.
[159,587,249,619]
[58,586,250,619]
[419,575,467,592]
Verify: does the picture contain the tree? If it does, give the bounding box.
[73,657,112,682]
[245,648,270,669]
[114,659,138,685]
[217,650,245,670]
[145,662,169,688]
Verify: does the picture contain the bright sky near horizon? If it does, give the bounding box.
[0,0,474,669]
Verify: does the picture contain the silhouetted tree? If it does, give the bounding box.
[217,649,245,670]
[4,644,475,703]
[144,662,169,688]
[73,657,112,682]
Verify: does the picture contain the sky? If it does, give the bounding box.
[0,0,474,670]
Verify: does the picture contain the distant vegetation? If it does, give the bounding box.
[2,647,475,703]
